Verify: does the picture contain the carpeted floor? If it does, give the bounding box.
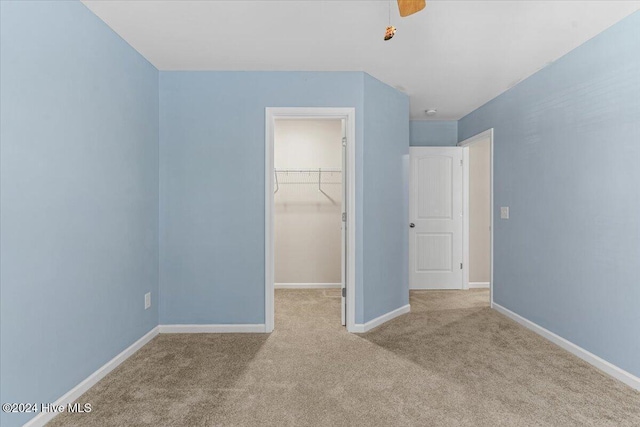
[49,289,640,426]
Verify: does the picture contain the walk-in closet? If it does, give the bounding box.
[273,118,345,325]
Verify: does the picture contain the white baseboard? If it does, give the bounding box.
[352,304,411,333]
[158,324,266,333]
[493,303,640,391]
[23,326,160,427]
[469,282,490,289]
[274,283,341,289]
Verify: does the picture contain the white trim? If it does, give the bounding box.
[23,326,160,427]
[493,303,640,391]
[352,304,411,333]
[458,129,494,307]
[275,283,342,289]
[490,131,494,308]
[409,284,464,290]
[265,109,275,333]
[158,324,266,333]
[345,109,357,333]
[462,147,470,290]
[468,282,490,289]
[265,107,357,333]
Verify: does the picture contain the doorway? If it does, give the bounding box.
[460,129,494,304]
[265,108,356,332]
[408,129,493,301]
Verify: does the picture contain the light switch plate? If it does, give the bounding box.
[144,292,151,310]
[500,207,509,219]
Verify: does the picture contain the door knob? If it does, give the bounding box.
[410,223,415,228]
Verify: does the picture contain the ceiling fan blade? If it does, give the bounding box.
[397,0,426,17]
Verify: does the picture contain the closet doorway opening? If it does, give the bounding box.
[265,108,356,333]
[460,129,494,304]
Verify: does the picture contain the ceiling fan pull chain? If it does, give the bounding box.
[384,0,397,41]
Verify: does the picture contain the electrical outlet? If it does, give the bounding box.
[144,292,151,310]
[500,206,509,219]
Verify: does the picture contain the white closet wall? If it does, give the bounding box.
[469,138,491,283]
[274,119,342,285]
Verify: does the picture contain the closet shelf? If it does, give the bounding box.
[275,168,341,173]
[274,168,342,194]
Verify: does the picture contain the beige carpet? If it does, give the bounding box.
[49,289,640,426]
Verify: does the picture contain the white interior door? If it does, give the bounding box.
[340,119,347,326]
[410,147,463,289]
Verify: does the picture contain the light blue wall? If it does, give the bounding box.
[159,71,367,324]
[409,120,458,146]
[459,11,640,377]
[0,2,159,426]
[362,74,410,322]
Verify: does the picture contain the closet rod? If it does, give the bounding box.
[273,168,341,196]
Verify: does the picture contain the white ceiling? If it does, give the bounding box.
[82,0,640,120]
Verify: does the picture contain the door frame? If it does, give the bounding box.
[265,107,356,332]
[458,129,494,307]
